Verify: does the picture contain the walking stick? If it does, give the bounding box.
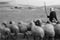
[44,2,51,22]
[44,2,48,17]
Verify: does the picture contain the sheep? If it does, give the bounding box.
[17,21,31,39]
[29,20,44,40]
[53,22,60,39]
[42,22,55,40]
[0,24,10,40]
[6,21,19,40]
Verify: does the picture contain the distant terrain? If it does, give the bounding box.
[0,2,60,23]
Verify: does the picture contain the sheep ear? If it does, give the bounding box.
[30,21,33,25]
[33,21,35,23]
[18,22,21,24]
[29,21,33,26]
[1,23,4,25]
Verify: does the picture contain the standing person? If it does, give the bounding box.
[47,8,58,22]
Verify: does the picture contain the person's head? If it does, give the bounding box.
[50,7,55,11]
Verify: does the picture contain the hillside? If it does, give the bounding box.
[0,3,60,23]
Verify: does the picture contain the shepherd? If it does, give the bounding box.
[47,8,58,22]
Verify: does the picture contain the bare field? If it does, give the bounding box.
[0,7,60,23]
[0,7,47,23]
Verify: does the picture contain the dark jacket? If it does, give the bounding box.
[47,11,58,22]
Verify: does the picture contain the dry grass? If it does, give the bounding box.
[0,7,47,23]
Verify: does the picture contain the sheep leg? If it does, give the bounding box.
[39,36,43,40]
[33,36,36,40]
[23,33,26,39]
[49,37,54,40]
[26,35,29,40]
[51,37,54,40]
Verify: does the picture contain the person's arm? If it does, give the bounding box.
[55,16,58,20]
[47,12,52,18]
[54,11,58,21]
[47,16,50,18]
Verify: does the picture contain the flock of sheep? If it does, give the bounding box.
[0,18,60,40]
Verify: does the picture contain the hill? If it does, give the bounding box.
[0,3,60,23]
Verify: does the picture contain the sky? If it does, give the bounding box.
[0,0,60,7]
